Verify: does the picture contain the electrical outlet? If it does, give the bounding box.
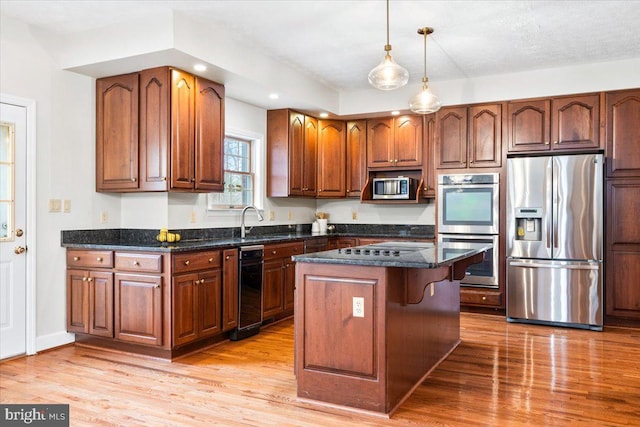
[287,210,292,220]
[269,210,275,221]
[100,211,108,224]
[48,199,61,213]
[353,297,364,318]
[352,210,358,220]
[190,210,197,223]
[63,199,71,213]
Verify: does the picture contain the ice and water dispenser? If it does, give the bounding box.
[514,207,542,241]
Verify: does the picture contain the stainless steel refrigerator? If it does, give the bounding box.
[506,153,603,330]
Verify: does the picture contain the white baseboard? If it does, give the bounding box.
[36,331,75,353]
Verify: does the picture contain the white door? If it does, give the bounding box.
[0,102,27,359]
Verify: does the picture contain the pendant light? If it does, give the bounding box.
[368,0,409,90]
[409,27,441,114]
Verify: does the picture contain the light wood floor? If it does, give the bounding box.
[2,313,639,426]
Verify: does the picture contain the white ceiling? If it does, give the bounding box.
[2,0,640,110]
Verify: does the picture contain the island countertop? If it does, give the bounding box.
[291,241,491,269]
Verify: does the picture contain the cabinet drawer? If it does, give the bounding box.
[264,242,303,260]
[460,290,502,307]
[173,250,221,273]
[67,250,113,269]
[115,252,163,273]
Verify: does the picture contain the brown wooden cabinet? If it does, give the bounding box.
[171,250,222,346]
[605,89,640,178]
[317,120,346,197]
[66,250,115,337]
[507,94,601,153]
[436,103,502,169]
[96,73,139,191]
[222,249,239,332]
[262,241,303,319]
[96,67,224,193]
[114,272,163,346]
[346,120,367,198]
[605,179,640,320]
[367,116,423,169]
[267,109,317,197]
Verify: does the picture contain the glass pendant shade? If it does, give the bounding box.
[368,52,409,90]
[409,80,441,114]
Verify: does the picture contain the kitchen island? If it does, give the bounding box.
[292,241,489,417]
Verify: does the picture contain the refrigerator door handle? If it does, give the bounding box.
[552,158,559,250]
[546,160,553,249]
[509,261,600,270]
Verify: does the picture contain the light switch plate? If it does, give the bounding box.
[63,199,71,213]
[353,297,364,318]
[48,199,61,213]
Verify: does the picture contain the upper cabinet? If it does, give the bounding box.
[436,103,502,169]
[367,116,423,169]
[267,109,317,197]
[317,120,346,198]
[507,93,601,153]
[346,120,367,198]
[605,89,640,178]
[96,66,224,193]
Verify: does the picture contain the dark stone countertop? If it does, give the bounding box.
[61,224,435,253]
[291,241,491,269]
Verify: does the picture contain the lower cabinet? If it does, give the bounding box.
[114,273,163,346]
[66,269,113,337]
[263,241,303,319]
[221,248,239,332]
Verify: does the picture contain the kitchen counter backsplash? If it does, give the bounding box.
[61,224,435,251]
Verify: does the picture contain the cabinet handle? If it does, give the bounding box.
[272,250,277,255]
[389,159,393,163]
[133,260,139,266]
[482,296,487,301]
[195,279,200,284]
[191,178,196,183]
[208,258,213,263]
[395,159,398,163]
[154,284,160,288]
[96,257,103,262]
[87,277,93,282]
[554,140,558,145]
[545,141,550,145]
[162,177,167,181]
[82,277,88,282]
[225,255,230,260]
[131,178,137,182]
[184,260,190,265]
[73,256,80,261]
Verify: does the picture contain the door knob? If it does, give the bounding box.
[14,246,26,255]
[16,229,24,237]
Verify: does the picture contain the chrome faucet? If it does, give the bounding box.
[240,205,264,238]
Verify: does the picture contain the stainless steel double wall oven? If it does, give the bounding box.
[437,173,500,288]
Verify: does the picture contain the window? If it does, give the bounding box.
[0,122,14,240]
[208,136,256,209]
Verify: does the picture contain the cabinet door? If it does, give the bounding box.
[170,69,196,190]
[115,273,163,346]
[552,94,601,151]
[303,116,318,196]
[198,269,222,338]
[346,120,367,197]
[222,249,239,332]
[469,104,502,168]
[195,77,225,192]
[67,269,89,334]
[172,273,199,346]
[284,260,296,312]
[263,259,284,318]
[422,114,437,197]
[317,120,346,197]
[367,118,394,168]
[606,89,640,178]
[606,179,640,319]
[436,107,468,169]
[288,112,305,196]
[89,271,114,337]
[139,67,170,191]
[507,99,551,152]
[96,73,139,191]
[394,115,423,167]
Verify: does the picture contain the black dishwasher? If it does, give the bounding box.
[230,245,264,341]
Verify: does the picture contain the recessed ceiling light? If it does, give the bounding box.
[194,64,207,72]
[269,93,279,99]
[319,112,329,118]
[391,110,400,115]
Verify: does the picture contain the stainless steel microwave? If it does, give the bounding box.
[372,177,415,200]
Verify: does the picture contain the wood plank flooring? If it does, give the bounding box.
[2,313,640,426]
